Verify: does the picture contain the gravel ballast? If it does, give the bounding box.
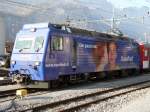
[0,74,150,111]
[79,87,150,112]
[117,88,150,112]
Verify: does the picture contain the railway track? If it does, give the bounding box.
[0,89,17,99]
[0,88,49,112]
[20,80,150,112]
[0,89,50,112]
[0,87,26,112]
[0,74,12,86]
[0,88,48,100]
[0,84,28,99]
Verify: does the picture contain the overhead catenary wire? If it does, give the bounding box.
[1,0,41,10]
[1,0,150,26]
[1,0,150,37]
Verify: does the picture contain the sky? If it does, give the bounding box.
[80,0,150,9]
[107,0,150,8]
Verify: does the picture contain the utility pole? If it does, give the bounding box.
[111,8,115,30]
[64,10,150,37]
[66,16,71,26]
[108,8,123,36]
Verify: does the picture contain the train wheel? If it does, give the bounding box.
[121,70,128,77]
[132,69,140,75]
[49,80,59,89]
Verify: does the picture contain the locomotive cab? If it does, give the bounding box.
[10,23,49,84]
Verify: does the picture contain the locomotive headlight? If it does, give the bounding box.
[0,61,5,66]
[30,28,36,32]
[34,61,40,66]
[11,60,16,65]
[1,61,5,66]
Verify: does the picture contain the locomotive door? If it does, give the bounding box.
[71,39,77,70]
[48,34,70,66]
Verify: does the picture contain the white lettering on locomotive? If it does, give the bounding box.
[121,56,133,62]
[78,43,97,48]
[46,63,69,67]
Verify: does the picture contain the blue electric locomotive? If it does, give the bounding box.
[10,23,140,88]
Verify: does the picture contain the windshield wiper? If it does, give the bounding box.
[35,48,40,52]
[35,42,44,52]
[35,47,43,52]
[19,48,29,52]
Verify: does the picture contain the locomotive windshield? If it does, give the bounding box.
[14,36,44,53]
[34,36,44,52]
[15,38,33,52]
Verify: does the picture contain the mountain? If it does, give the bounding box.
[5,0,150,43]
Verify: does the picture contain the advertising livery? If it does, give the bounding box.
[10,23,144,88]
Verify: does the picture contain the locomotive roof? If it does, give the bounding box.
[22,22,134,42]
[50,23,133,42]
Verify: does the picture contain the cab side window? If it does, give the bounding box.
[52,36,64,51]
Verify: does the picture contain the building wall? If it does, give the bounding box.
[0,16,5,55]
